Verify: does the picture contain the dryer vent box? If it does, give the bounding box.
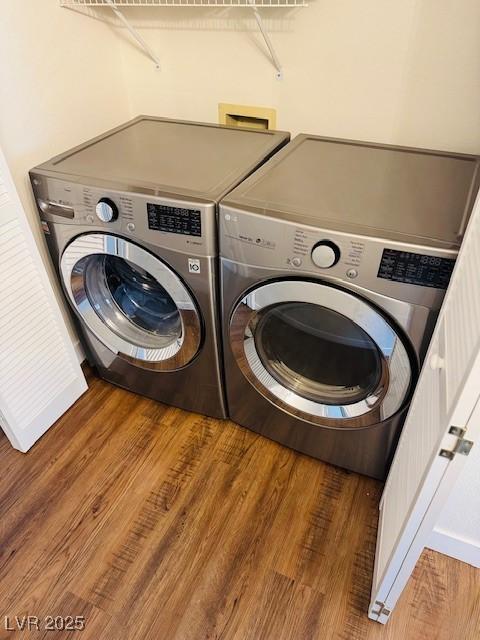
[218,103,277,130]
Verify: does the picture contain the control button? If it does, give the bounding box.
[86,214,95,224]
[291,257,302,267]
[126,222,135,233]
[311,240,341,269]
[95,198,118,223]
[346,268,358,279]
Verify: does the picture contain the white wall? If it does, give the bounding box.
[116,0,480,153]
[0,0,131,340]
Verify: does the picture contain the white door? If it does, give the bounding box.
[0,147,87,452]
[369,189,480,623]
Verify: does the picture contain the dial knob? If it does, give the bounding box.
[311,240,340,269]
[95,198,118,223]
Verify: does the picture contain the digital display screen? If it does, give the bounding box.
[147,203,201,237]
[378,248,455,289]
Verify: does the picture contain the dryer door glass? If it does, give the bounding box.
[230,280,414,428]
[61,233,202,371]
[254,302,382,405]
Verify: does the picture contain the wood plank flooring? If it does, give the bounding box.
[0,371,479,639]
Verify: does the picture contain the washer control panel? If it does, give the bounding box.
[147,203,202,237]
[30,174,217,257]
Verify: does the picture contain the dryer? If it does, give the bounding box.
[220,134,480,477]
[30,116,289,419]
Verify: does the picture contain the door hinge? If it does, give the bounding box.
[371,601,391,619]
[439,426,474,460]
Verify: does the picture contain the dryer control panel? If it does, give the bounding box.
[30,174,217,258]
[377,248,455,289]
[219,204,457,310]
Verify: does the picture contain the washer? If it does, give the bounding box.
[30,116,289,419]
[220,134,480,477]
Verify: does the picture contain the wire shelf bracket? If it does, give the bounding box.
[248,0,282,79]
[105,0,161,68]
[60,0,308,77]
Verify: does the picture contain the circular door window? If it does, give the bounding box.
[61,234,202,370]
[255,302,383,405]
[230,280,414,428]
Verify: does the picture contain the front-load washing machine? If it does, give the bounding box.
[220,134,480,476]
[30,116,289,419]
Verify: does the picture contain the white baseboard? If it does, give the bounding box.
[73,339,86,365]
[427,529,480,568]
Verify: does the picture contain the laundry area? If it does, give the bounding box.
[0,2,480,639]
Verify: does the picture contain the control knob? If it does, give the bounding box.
[311,240,340,268]
[95,198,118,223]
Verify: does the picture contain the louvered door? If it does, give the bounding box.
[0,148,87,452]
[369,189,480,623]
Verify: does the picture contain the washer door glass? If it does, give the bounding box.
[85,255,182,346]
[230,280,414,428]
[61,234,202,370]
[255,302,382,405]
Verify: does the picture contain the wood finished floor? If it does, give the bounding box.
[0,370,479,640]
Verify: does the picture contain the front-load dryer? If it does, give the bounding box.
[30,116,289,419]
[220,134,480,476]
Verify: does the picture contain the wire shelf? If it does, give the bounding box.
[60,0,303,75]
[61,0,307,7]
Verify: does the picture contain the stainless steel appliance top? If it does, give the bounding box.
[31,116,290,203]
[222,134,480,249]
